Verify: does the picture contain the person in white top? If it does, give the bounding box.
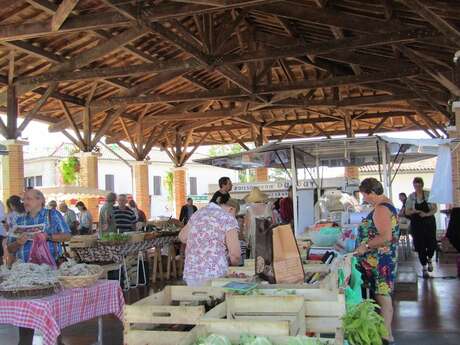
[76,201,93,235]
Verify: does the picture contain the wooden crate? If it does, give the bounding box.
[178,323,343,345]
[200,295,306,336]
[68,234,97,248]
[124,286,225,345]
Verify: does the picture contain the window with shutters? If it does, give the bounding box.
[153,176,162,196]
[189,176,197,195]
[105,174,115,192]
[35,176,43,187]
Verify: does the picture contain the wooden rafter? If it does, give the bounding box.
[51,0,80,31]
[400,0,460,47]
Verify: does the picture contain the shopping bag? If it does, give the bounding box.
[272,224,304,284]
[255,218,275,283]
[29,232,57,269]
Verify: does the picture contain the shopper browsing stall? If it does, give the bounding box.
[355,178,399,345]
[7,189,71,264]
[76,201,93,235]
[99,192,117,233]
[405,177,437,278]
[179,195,241,287]
[280,186,294,224]
[113,194,137,233]
[59,201,78,235]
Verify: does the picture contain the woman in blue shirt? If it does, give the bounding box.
[7,189,70,263]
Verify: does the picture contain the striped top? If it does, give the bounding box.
[112,206,136,233]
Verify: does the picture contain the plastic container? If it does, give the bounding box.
[311,229,341,247]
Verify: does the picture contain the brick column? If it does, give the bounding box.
[173,167,186,219]
[79,152,100,221]
[451,102,460,207]
[255,167,269,182]
[133,161,150,218]
[1,140,25,202]
[344,166,360,180]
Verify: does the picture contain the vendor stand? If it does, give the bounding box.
[0,274,124,345]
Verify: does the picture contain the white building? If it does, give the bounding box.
[21,143,238,218]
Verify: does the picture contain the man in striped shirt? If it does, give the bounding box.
[113,194,137,233]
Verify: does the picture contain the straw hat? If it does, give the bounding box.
[244,187,269,203]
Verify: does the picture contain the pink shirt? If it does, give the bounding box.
[184,203,239,283]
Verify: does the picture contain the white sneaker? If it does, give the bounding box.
[422,269,430,278]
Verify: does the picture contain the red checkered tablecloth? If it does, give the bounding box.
[0,280,124,345]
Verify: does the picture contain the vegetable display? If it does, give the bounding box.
[195,334,329,345]
[342,300,388,345]
[99,233,129,243]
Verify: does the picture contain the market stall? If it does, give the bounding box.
[0,262,124,345]
[195,136,453,235]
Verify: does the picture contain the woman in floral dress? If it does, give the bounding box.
[356,178,399,345]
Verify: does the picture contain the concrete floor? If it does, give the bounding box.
[1,257,459,345]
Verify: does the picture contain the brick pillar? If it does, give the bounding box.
[255,167,269,182]
[344,166,360,180]
[133,161,150,218]
[1,140,25,202]
[79,152,100,221]
[451,102,460,207]
[173,167,186,219]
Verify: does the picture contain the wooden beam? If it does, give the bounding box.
[91,106,127,148]
[407,100,447,137]
[214,9,248,53]
[368,114,390,136]
[1,26,146,106]
[183,132,210,164]
[402,78,451,120]
[6,85,18,139]
[0,11,131,41]
[226,130,250,150]
[51,0,80,31]
[405,114,437,138]
[8,50,14,86]
[277,124,296,142]
[400,0,460,47]
[115,140,138,160]
[119,117,139,158]
[143,124,171,157]
[4,41,64,64]
[62,129,86,150]
[17,82,58,133]
[60,100,85,145]
[311,122,331,139]
[16,28,433,87]
[90,66,420,108]
[396,45,460,97]
[259,2,405,33]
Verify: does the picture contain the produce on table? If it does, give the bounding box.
[196,334,232,345]
[58,261,101,276]
[99,232,129,243]
[195,334,329,345]
[342,299,388,345]
[0,262,58,290]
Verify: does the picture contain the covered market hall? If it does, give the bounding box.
[0,1,459,345]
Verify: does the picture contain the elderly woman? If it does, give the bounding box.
[405,177,437,278]
[356,178,399,345]
[179,195,241,287]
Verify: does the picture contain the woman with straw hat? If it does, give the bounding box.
[244,187,273,258]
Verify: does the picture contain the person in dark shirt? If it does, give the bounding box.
[280,186,294,224]
[113,194,136,233]
[179,198,198,225]
[210,177,233,204]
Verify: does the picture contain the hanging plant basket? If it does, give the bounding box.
[59,156,80,185]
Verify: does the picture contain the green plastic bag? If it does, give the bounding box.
[345,257,363,309]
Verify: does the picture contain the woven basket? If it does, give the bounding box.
[0,284,60,299]
[58,265,103,289]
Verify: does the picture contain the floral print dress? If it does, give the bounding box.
[358,203,400,296]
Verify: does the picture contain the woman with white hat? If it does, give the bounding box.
[244,187,273,258]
